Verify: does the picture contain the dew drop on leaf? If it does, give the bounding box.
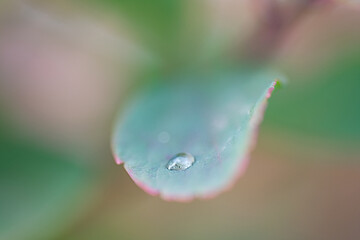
[167,152,195,171]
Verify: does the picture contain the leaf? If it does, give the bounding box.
[87,0,185,60]
[112,69,281,201]
[268,50,360,142]
[0,136,94,240]
[267,7,360,143]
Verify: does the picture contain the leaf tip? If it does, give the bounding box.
[114,156,123,165]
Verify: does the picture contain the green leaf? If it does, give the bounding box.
[268,48,360,143]
[0,136,94,240]
[112,69,281,201]
[87,0,185,61]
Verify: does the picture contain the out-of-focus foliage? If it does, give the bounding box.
[0,131,94,240]
[268,6,360,142]
[0,0,360,240]
[86,0,208,68]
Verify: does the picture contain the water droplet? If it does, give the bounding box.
[166,152,195,171]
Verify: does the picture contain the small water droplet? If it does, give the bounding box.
[166,152,195,171]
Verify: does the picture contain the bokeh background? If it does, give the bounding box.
[1,0,360,239]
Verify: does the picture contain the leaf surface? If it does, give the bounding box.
[113,69,280,201]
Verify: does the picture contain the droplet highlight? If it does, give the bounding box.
[166,152,195,171]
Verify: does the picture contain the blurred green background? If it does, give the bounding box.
[0,0,360,239]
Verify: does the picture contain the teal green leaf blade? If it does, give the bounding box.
[113,69,281,201]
